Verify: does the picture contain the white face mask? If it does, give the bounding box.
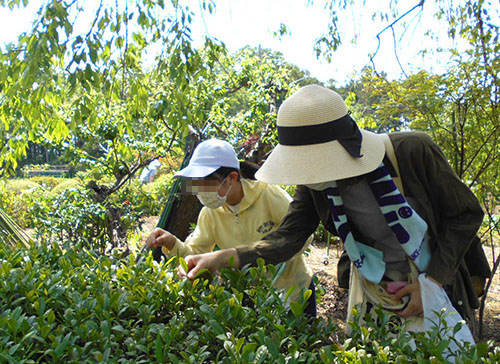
[196,179,232,209]
[303,181,337,191]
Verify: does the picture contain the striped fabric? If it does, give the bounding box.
[326,162,431,283]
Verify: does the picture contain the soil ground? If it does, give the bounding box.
[140,216,500,344]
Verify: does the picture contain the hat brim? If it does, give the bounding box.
[255,130,386,185]
[174,165,219,178]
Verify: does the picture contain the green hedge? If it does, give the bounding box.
[0,181,41,229]
[0,241,498,363]
[0,244,336,363]
[51,179,81,195]
[5,179,43,193]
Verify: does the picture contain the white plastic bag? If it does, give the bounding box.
[406,274,475,358]
[347,266,475,361]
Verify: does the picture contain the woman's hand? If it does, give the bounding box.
[393,282,423,318]
[145,228,176,251]
[393,275,443,318]
[178,249,240,280]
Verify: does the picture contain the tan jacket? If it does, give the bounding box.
[163,178,313,301]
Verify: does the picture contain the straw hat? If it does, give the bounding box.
[255,85,386,185]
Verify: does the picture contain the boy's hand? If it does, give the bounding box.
[145,228,176,251]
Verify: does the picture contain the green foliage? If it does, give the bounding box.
[0,243,337,363]
[31,186,141,253]
[119,170,174,215]
[30,176,70,190]
[0,180,41,228]
[5,179,43,193]
[319,307,500,363]
[0,207,30,248]
[51,178,81,195]
[0,242,498,363]
[204,46,319,162]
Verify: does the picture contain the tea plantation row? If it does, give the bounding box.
[0,242,498,363]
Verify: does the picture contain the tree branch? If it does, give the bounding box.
[370,0,425,70]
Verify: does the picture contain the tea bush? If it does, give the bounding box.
[5,179,43,193]
[31,186,142,252]
[320,308,500,363]
[0,241,498,363]
[30,176,69,190]
[132,172,175,217]
[24,172,172,251]
[51,179,81,195]
[0,243,337,363]
[0,181,40,228]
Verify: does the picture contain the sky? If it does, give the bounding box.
[0,0,460,85]
[188,0,460,84]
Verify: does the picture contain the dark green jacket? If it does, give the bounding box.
[237,132,491,320]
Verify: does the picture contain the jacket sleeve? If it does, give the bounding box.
[417,135,484,285]
[161,207,216,257]
[236,185,320,267]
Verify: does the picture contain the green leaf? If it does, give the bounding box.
[289,301,303,318]
[47,310,55,324]
[452,320,464,335]
[178,256,188,274]
[475,342,489,358]
[155,335,164,362]
[209,319,224,335]
[264,336,279,358]
[241,342,257,359]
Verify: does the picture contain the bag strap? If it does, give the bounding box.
[381,134,405,195]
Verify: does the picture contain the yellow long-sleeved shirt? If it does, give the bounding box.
[162,178,313,301]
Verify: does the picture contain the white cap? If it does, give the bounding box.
[174,139,240,178]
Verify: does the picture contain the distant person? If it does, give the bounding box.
[139,159,161,184]
[145,139,316,316]
[179,86,491,345]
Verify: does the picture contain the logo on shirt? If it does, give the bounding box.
[257,221,276,234]
[398,206,413,219]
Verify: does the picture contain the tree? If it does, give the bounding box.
[198,45,320,163]
[342,2,500,332]
[0,0,321,252]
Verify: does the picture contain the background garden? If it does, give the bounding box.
[0,0,499,362]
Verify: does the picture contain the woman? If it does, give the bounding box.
[145,139,316,316]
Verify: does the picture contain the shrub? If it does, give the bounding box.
[114,173,174,218]
[141,172,175,215]
[0,245,500,363]
[31,186,141,253]
[0,181,40,228]
[30,176,69,190]
[6,179,43,193]
[0,244,337,363]
[0,242,498,363]
[27,173,169,252]
[51,179,81,195]
[320,307,500,363]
